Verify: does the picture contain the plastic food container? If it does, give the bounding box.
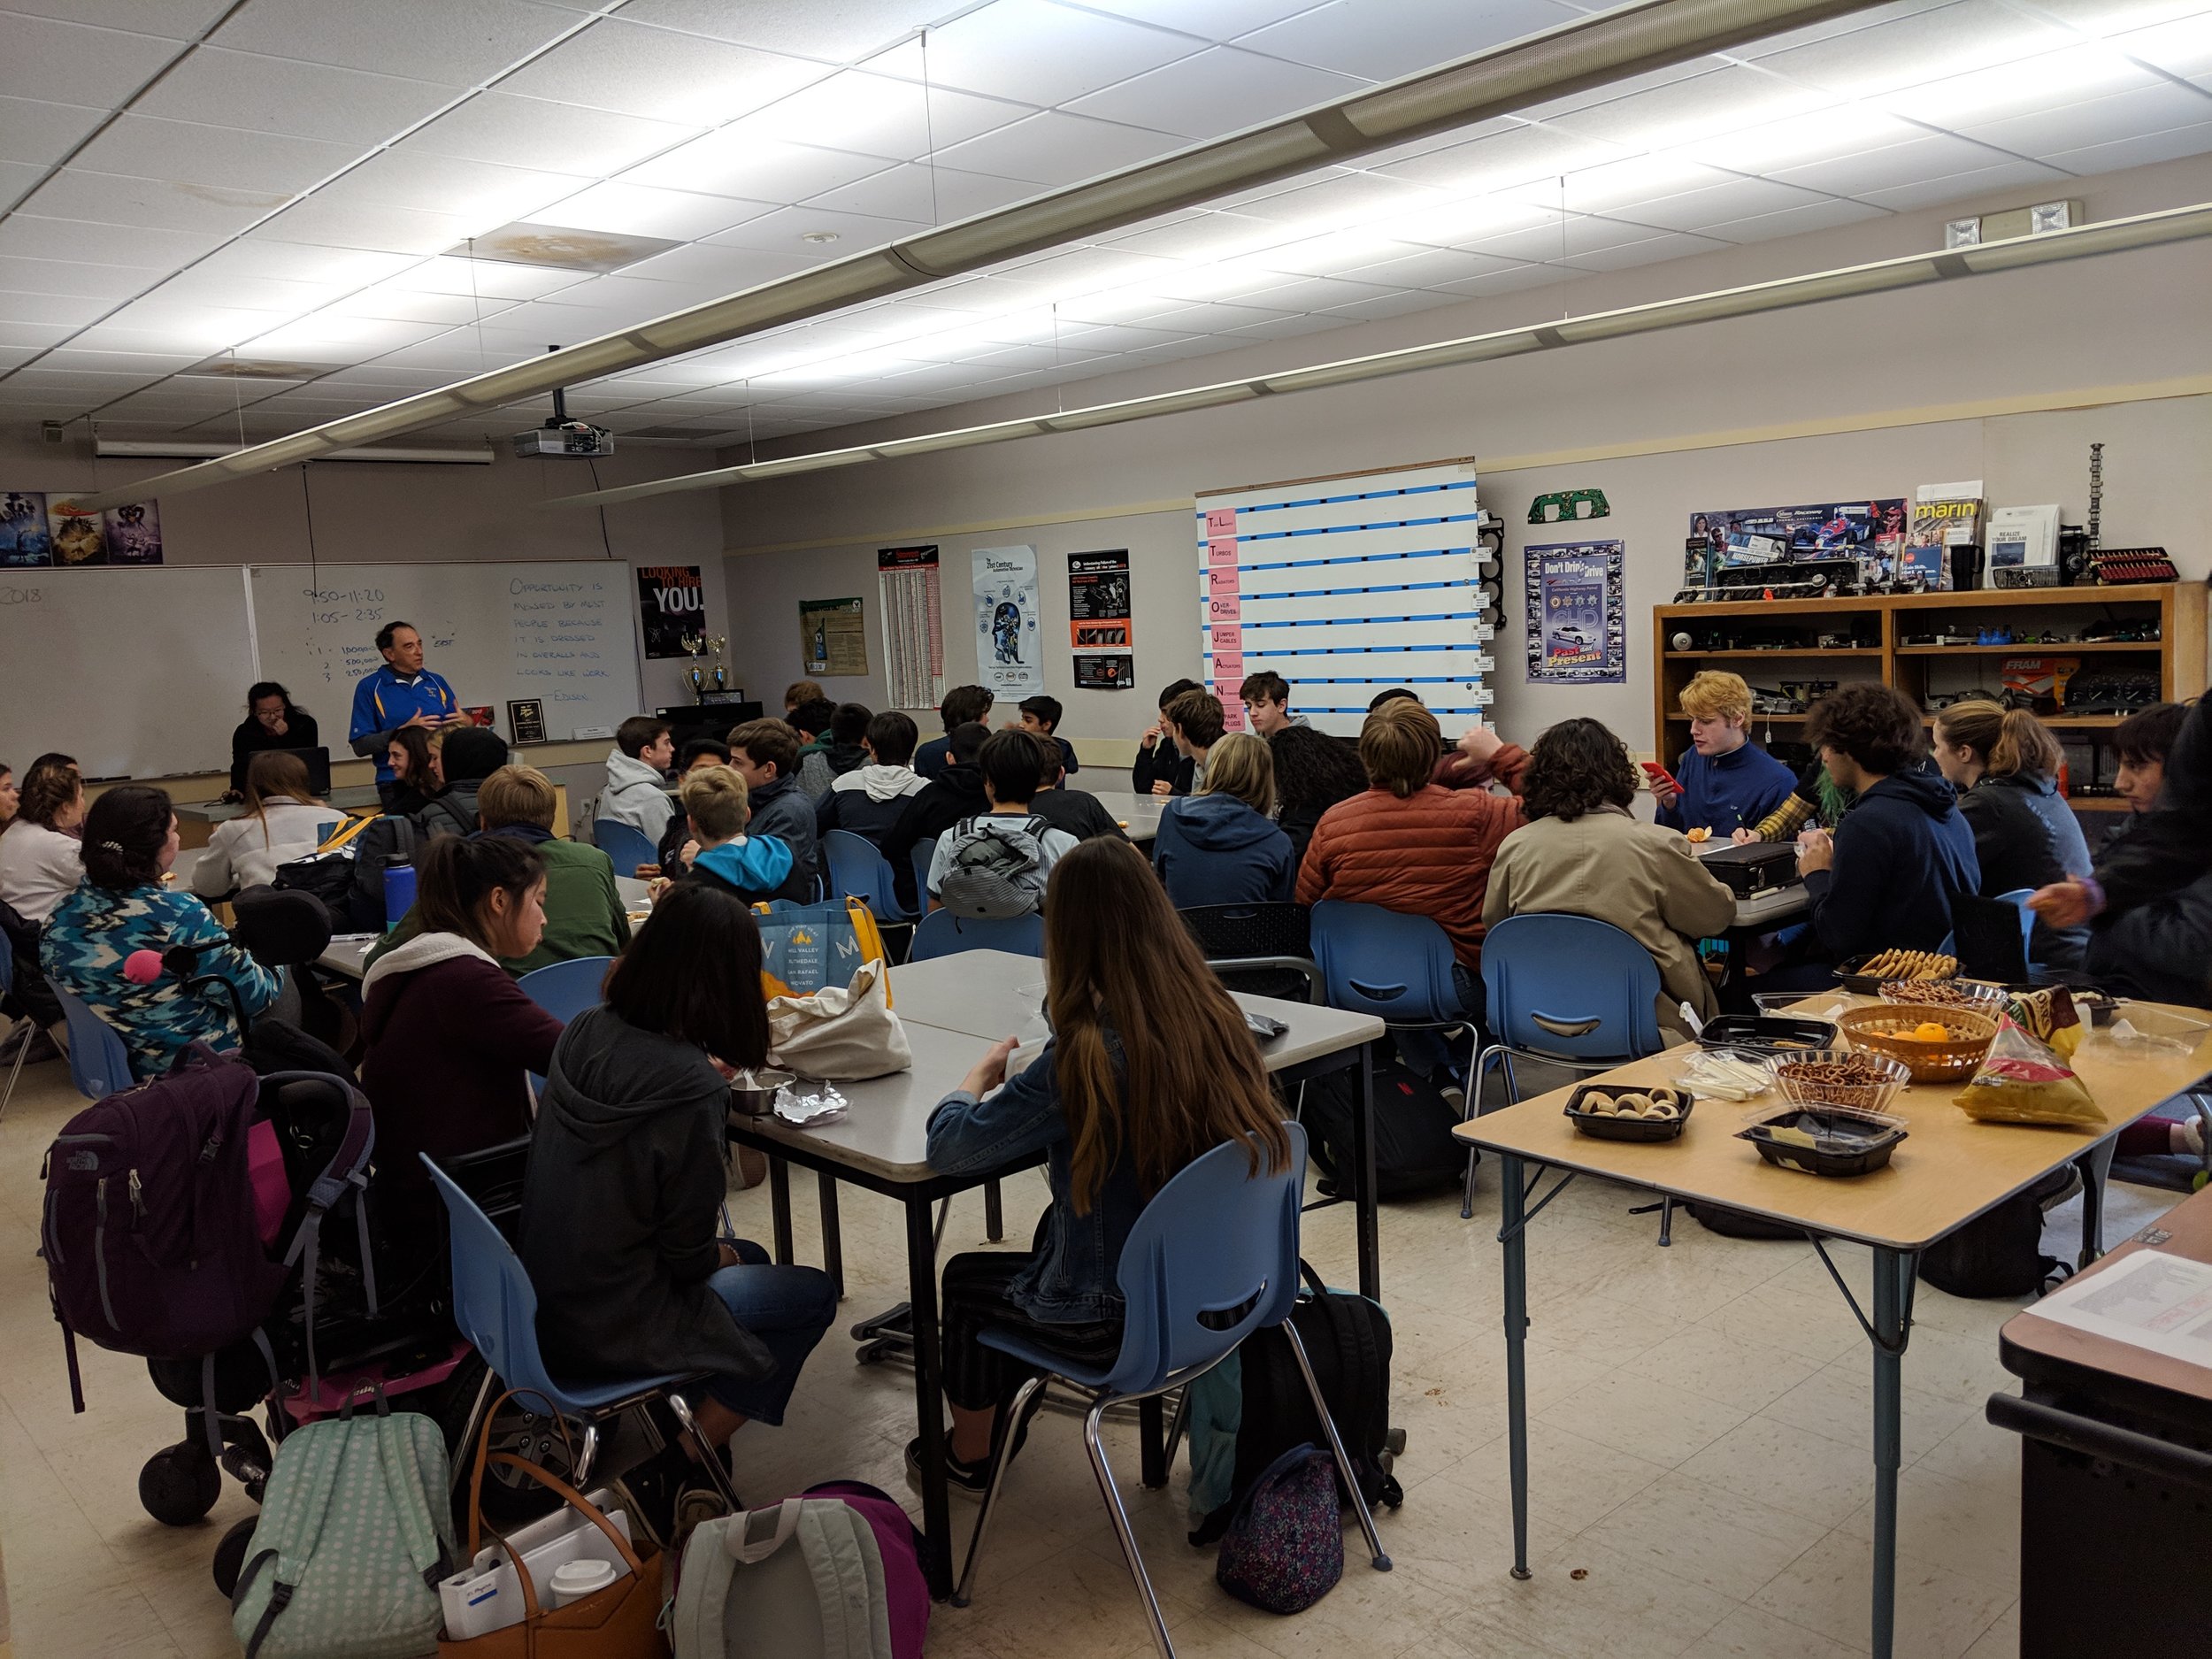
[1563,1082,1694,1142]
[1739,1106,1909,1177]
[1697,1014,1839,1056]
[1766,1048,1910,1116]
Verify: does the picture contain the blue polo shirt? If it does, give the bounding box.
[349,665,460,781]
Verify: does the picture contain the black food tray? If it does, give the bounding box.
[1697,1014,1838,1056]
[1739,1108,1907,1177]
[1836,952,1956,996]
[1563,1082,1694,1142]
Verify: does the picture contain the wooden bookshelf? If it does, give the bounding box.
[1653,583,2207,803]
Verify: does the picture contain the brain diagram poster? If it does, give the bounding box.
[971,544,1044,697]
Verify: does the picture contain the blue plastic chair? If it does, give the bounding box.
[591,817,660,879]
[1309,900,1479,1154]
[1475,912,1666,1220]
[910,908,1044,961]
[51,987,135,1102]
[1940,887,2038,981]
[824,829,917,925]
[909,837,937,912]
[517,956,614,1026]
[953,1125,1389,1653]
[420,1154,739,1507]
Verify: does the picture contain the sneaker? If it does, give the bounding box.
[904,1436,994,1501]
[669,1477,733,1557]
[612,1444,733,1553]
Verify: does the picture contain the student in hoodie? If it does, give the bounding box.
[787,696,835,763]
[675,766,796,904]
[1152,732,1294,907]
[725,718,818,901]
[1132,678,1201,795]
[915,684,993,780]
[359,834,565,1263]
[1015,695,1079,777]
[884,720,990,874]
[782,679,825,718]
[346,726,507,928]
[818,710,928,842]
[1762,682,1978,990]
[919,838,1293,1494]
[522,882,837,1545]
[798,701,873,801]
[657,737,732,878]
[1652,671,1796,839]
[926,729,1079,910]
[601,715,676,847]
[1238,670,1308,737]
[1931,700,2091,972]
[1025,733,1125,844]
[1150,687,1225,800]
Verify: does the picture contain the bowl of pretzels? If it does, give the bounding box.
[1765,1048,1910,1116]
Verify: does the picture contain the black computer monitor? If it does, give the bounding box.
[658,702,761,741]
[273,746,332,795]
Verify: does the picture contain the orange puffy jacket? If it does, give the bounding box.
[1295,783,1526,969]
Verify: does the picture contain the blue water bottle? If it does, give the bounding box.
[383,857,418,930]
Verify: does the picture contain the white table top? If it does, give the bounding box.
[1083,789,1166,842]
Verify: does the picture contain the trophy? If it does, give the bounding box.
[706,634,729,695]
[680,633,707,702]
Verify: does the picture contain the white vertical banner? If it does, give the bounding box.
[972,543,1044,697]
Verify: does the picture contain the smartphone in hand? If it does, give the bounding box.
[1640,760,1681,795]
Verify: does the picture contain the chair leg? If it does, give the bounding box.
[572,1421,601,1488]
[446,1363,500,1494]
[1162,1384,1192,1474]
[1462,1044,1501,1220]
[1083,1398,1177,1659]
[0,1019,34,1121]
[665,1393,742,1510]
[952,1372,1047,1609]
[1281,1322,1392,1573]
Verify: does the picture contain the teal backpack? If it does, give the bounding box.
[231,1390,457,1659]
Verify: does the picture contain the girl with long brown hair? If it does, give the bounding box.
[1932,698,2093,971]
[193,749,336,898]
[919,836,1293,1492]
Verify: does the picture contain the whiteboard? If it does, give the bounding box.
[0,565,253,778]
[246,560,645,746]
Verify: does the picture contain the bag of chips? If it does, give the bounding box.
[2005,985,2083,1060]
[1953,1015,2104,1127]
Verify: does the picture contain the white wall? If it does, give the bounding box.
[708,151,2212,757]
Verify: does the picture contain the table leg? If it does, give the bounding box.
[818,1171,844,1299]
[1500,1152,1531,1581]
[1870,1248,1916,1659]
[1355,1041,1381,1303]
[985,1177,1004,1244]
[2076,1138,2116,1270]
[904,1192,954,1600]
[1139,1395,1168,1490]
[768,1156,794,1266]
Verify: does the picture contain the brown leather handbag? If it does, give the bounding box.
[439,1392,667,1657]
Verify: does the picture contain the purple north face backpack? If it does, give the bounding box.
[1214,1444,1343,1615]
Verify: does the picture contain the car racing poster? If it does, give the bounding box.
[1068,548,1134,690]
[972,543,1044,697]
[1525,539,1625,685]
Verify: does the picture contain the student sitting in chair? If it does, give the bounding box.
[1150,687,1224,799]
[1152,732,1294,907]
[1652,670,1796,840]
[927,729,1078,916]
[658,736,733,878]
[798,701,873,801]
[817,710,928,845]
[885,721,991,874]
[1482,718,1735,1044]
[381,725,443,818]
[1132,678,1201,796]
[1238,670,1307,737]
[0,756,85,926]
[1930,699,2091,973]
[523,882,837,1548]
[724,719,818,902]
[601,716,676,846]
[193,750,335,899]
[673,766,795,906]
[916,685,993,780]
[918,837,1292,1494]
[1025,733,1125,845]
[1015,695,1079,777]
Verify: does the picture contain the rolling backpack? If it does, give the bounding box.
[672,1481,928,1659]
[230,1387,457,1659]
[1189,1264,1403,1546]
[935,815,1048,919]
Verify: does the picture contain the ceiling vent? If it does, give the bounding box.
[452,221,681,273]
[181,356,328,380]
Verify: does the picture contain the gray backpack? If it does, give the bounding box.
[231,1391,456,1659]
[672,1484,927,1659]
[936,815,1048,919]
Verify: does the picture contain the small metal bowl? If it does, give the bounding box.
[728,1068,795,1118]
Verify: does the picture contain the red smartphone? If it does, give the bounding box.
[1640,761,1681,794]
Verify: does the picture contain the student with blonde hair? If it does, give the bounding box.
[1152,730,1294,906]
[679,764,795,904]
[1932,699,2092,971]
[1654,669,1796,839]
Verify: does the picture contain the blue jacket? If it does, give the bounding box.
[744,774,818,902]
[1656,740,1796,838]
[1804,768,1980,961]
[690,834,795,904]
[926,1038,1147,1324]
[1152,792,1295,907]
[349,665,459,780]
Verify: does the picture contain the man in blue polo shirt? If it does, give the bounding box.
[349,619,468,811]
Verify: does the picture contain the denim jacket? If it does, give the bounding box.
[926,1038,1147,1325]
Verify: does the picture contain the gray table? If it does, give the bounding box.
[1082,789,1165,843]
[175,786,382,826]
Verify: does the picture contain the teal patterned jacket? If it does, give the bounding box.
[41,881,280,1081]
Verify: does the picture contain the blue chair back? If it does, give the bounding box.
[1479,912,1663,1064]
[1944,887,2038,982]
[911,908,1045,961]
[591,817,659,876]
[420,1155,575,1414]
[517,956,613,1026]
[1309,900,1466,1026]
[51,987,134,1100]
[824,830,915,923]
[909,837,937,910]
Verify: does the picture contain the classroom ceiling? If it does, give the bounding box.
[1,0,2208,455]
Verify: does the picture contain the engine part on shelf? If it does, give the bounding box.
[2064,669,2162,715]
[2079,618,2160,642]
[1529,488,1610,524]
[1991,565,2062,590]
[2092,547,2178,584]
[1749,687,1804,716]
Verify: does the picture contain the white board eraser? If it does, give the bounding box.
[574,725,615,739]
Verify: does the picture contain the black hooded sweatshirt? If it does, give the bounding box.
[518,1004,773,1385]
[1802,767,1980,962]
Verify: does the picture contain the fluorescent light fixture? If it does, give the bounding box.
[535,199,2212,511]
[95,439,494,465]
[67,0,1899,512]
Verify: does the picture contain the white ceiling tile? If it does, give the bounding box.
[1231,272,1402,311]
[0,94,104,167]
[2032,117,2212,173]
[1225,170,1445,229]
[1690,195,1888,243]
[1725,0,1954,63]
[386,255,585,300]
[245,313,464,361]
[1578,173,1838,234]
[1374,120,1635,192]
[142,269,341,312]
[1428,260,1585,298]
[1541,64,1831,152]
[138,50,461,142]
[1215,306,1355,339]
[77,297,273,347]
[873,0,1201,105]
[326,287,518,326]
[614,242,821,288]
[1954,79,2212,158]
[616,0,932,63]
[1455,211,1650,261]
[0,215,222,268]
[209,0,573,84]
[253,196,479,255]
[1557,227,1731,271]
[1768,131,2019,196]
[1498,154,1737,215]
[0,156,42,211]
[932,108,1182,185]
[39,348,198,375]
[622,131,895,204]
[1071,0,1328,39]
[1883,46,2150,128]
[1237,228,1431,276]
[1671,108,1926,174]
[400,93,701,177]
[22,169,281,234]
[1087,211,1270,259]
[0,255,147,300]
[0,1,234,39]
[192,240,420,287]
[704,202,928,254]
[1064,45,1366,140]
[1310,286,1460,322]
[1752,0,2075,96]
[309,150,575,228]
[0,12,183,107]
[72,117,357,196]
[1852,157,2072,210]
[804,161,1038,223]
[1337,244,1524,288]
[734,70,1031,158]
[2111,11,2212,76]
[1115,297,1298,332]
[537,179,765,241]
[497,19,830,125]
[1235,0,1582,81]
[0,319,71,348]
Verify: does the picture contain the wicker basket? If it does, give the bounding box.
[1838,1004,1999,1083]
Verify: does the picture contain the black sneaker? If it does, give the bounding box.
[905,1436,994,1500]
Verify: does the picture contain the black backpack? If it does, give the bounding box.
[1302,1062,1470,1202]
[1192,1263,1404,1545]
[1917,1166,2076,1298]
[340,800,475,930]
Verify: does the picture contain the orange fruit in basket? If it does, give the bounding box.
[1911,1021,1948,1042]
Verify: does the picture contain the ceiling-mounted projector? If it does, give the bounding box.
[511,347,612,458]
